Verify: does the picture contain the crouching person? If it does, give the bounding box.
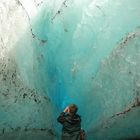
[57,104,81,140]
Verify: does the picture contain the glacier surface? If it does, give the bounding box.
[0,0,140,139]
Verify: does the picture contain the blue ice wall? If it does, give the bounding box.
[24,0,140,139]
[31,0,140,107]
[0,0,140,139]
[23,0,140,137]
[0,0,56,139]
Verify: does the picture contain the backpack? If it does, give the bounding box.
[80,129,86,140]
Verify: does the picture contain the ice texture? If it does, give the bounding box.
[0,0,140,139]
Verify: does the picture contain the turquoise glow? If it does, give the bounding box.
[0,0,140,139]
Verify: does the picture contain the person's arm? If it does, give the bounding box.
[57,112,66,124]
[57,106,69,124]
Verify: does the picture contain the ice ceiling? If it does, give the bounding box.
[0,0,140,140]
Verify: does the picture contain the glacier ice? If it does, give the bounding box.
[0,0,140,139]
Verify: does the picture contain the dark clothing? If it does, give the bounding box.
[62,134,80,140]
[57,112,81,140]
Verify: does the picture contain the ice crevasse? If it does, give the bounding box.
[0,0,140,139]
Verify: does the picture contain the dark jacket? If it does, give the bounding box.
[57,112,81,140]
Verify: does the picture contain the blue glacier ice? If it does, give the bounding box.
[0,0,140,139]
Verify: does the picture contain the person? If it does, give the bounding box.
[57,104,82,140]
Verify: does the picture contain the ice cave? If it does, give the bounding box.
[0,0,140,140]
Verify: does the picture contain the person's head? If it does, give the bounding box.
[68,104,78,115]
